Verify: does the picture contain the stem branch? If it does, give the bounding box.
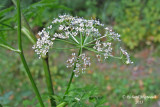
[42,54,56,106]
[63,48,82,99]
[0,43,20,53]
[63,32,83,99]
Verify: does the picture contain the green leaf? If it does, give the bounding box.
[0,6,15,22]
[0,22,15,30]
[52,95,63,102]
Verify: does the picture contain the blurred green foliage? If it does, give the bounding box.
[113,0,160,49]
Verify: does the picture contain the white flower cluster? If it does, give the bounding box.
[32,28,54,58]
[52,14,104,37]
[33,14,133,76]
[120,47,133,64]
[93,40,112,61]
[33,15,104,57]
[105,27,121,41]
[66,53,77,68]
[66,53,91,77]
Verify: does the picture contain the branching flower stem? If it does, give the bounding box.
[12,0,37,44]
[63,32,83,99]
[0,43,20,53]
[63,48,82,99]
[55,38,77,46]
[84,46,123,59]
[16,0,44,106]
[84,35,109,46]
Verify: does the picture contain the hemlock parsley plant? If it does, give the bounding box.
[0,2,133,105]
[33,14,133,77]
[31,15,133,106]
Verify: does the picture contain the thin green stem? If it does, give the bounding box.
[52,47,79,50]
[84,35,108,46]
[17,0,44,106]
[19,55,45,107]
[42,54,56,107]
[15,0,55,106]
[83,35,89,45]
[14,0,55,106]
[63,64,75,99]
[63,49,82,99]
[80,32,83,53]
[55,38,77,46]
[0,43,20,53]
[21,26,36,44]
[12,0,37,44]
[63,34,83,99]
[56,102,67,107]
[21,14,37,44]
[84,46,122,59]
[70,35,79,44]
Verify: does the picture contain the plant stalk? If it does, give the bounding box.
[63,32,84,99]
[56,102,67,107]
[42,54,56,107]
[14,1,55,106]
[0,43,21,53]
[63,50,81,99]
[12,0,37,44]
[21,16,56,107]
[17,0,44,106]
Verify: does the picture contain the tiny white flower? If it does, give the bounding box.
[75,97,80,101]
[59,25,64,30]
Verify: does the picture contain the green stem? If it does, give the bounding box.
[42,54,56,107]
[17,0,44,106]
[15,0,55,106]
[63,48,82,99]
[21,26,36,44]
[12,0,37,44]
[84,35,109,46]
[0,43,20,53]
[62,64,75,99]
[56,102,67,107]
[63,33,83,99]
[84,46,123,59]
[52,47,79,50]
[55,38,77,46]
[21,14,37,43]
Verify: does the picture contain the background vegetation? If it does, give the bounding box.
[0,0,160,107]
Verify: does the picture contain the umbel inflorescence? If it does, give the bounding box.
[66,53,91,77]
[33,14,133,77]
